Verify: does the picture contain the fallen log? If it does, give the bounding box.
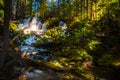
[22,58,65,71]
[33,41,62,48]
[10,31,23,43]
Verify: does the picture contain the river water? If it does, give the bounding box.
[16,17,68,80]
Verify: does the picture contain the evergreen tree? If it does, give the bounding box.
[0,0,12,69]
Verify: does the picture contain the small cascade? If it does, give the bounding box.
[17,17,47,35]
[15,17,68,80]
[17,35,58,79]
[16,18,68,62]
[59,21,68,36]
[18,36,54,61]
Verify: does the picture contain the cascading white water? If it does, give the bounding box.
[16,16,56,61]
[16,17,69,60]
[17,17,47,35]
[59,21,68,36]
[16,18,68,79]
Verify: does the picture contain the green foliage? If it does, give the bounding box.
[9,23,18,38]
[0,0,4,5]
[88,40,101,50]
[76,49,92,60]
[69,19,98,50]
[96,1,120,50]
[9,23,18,32]
[0,10,4,19]
[0,0,4,30]
[98,54,113,66]
[43,27,62,41]
[93,2,120,67]
[46,17,59,27]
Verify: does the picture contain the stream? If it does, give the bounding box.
[16,17,69,80]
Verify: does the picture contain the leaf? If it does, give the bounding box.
[88,40,101,50]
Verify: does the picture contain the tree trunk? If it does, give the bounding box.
[95,1,97,20]
[83,0,86,19]
[24,0,27,17]
[119,0,120,7]
[86,0,88,19]
[80,0,82,19]
[30,0,33,16]
[56,0,60,17]
[90,0,92,20]
[0,0,12,69]
[16,0,19,19]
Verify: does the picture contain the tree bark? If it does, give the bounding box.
[0,0,12,69]
[119,0,120,7]
[80,0,82,19]
[90,0,93,20]
[30,0,33,16]
[86,0,88,19]
[16,0,19,19]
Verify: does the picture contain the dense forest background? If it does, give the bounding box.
[0,0,120,80]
